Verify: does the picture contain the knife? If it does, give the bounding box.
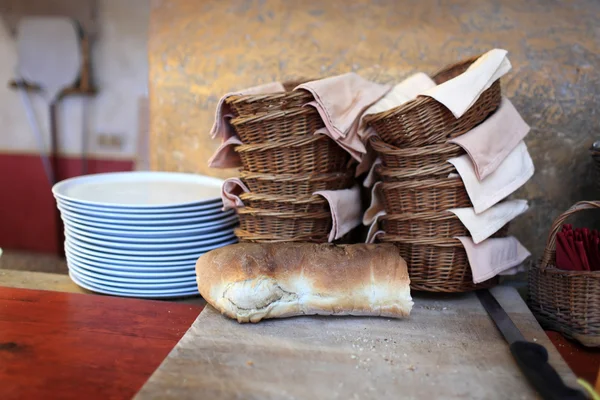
[476,289,587,400]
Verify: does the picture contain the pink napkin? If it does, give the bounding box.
[210,82,285,141]
[448,97,530,180]
[314,124,366,162]
[363,181,386,244]
[448,141,534,214]
[296,73,390,140]
[315,185,362,242]
[363,157,382,188]
[208,136,243,169]
[422,49,511,118]
[221,178,249,210]
[457,236,530,284]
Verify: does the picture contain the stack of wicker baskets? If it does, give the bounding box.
[364,55,504,293]
[224,83,353,242]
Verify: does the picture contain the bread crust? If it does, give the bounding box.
[196,243,412,323]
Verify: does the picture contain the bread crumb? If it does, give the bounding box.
[408,365,416,371]
[351,355,357,359]
[247,361,254,366]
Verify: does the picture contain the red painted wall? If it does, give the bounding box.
[0,153,134,254]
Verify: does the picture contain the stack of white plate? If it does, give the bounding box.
[52,171,237,299]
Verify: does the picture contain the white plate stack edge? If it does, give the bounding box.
[52,171,237,299]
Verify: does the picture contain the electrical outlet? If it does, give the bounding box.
[97,134,124,149]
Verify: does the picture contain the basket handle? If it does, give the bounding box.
[540,201,600,269]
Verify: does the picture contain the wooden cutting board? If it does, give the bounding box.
[135,286,576,399]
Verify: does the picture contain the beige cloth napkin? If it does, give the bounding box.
[363,181,386,244]
[422,49,511,118]
[457,236,530,284]
[448,140,534,214]
[210,82,285,141]
[314,125,366,162]
[448,97,530,180]
[449,200,528,244]
[363,157,382,188]
[208,136,243,169]
[315,185,362,242]
[221,178,249,210]
[296,73,390,140]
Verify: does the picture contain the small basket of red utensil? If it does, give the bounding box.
[528,201,600,347]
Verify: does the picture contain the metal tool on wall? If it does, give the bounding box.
[16,16,83,254]
[476,289,588,400]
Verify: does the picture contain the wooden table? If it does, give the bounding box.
[1,271,598,398]
[0,287,204,400]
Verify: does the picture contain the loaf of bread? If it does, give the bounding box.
[195,243,412,323]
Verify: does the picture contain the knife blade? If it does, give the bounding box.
[476,289,587,400]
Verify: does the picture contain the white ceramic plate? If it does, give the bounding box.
[63,215,238,238]
[69,271,200,298]
[53,171,223,208]
[65,241,199,265]
[66,235,237,257]
[67,258,196,282]
[65,237,236,261]
[64,225,236,250]
[65,248,197,275]
[60,212,239,231]
[68,262,197,289]
[63,223,236,244]
[57,197,222,213]
[57,199,227,220]
[58,205,233,226]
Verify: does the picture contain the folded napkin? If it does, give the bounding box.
[296,73,390,140]
[449,97,530,180]
[363,181,386,244]
[363,157,382,188]
[448,140,534,214]
[221,178,249,210]
[208,136,243,168]
[359,72,436,140]
[315,185,362,242]
[221,179,361,243]
[449,200,529,244]
[314,125,366,162]
[422,49,511,118]
[210,82,285,141]
[457,236,530,284]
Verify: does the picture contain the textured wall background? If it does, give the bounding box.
[149,0,600,259]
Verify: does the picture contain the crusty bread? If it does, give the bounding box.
[195,243,412,323]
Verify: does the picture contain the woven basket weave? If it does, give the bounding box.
[236,135,350,174]
[377,164,456,182]
[231,107,324,144]
[225,80,313,117]
[234,228,323,243]
[381,177,471,214]
[369,136,464,169]
[239,192,328,213]
[236,207,331,242]
[240,170,354,196]
[364,54,502,147]
[379,236,498,292]
[528,201,600,347]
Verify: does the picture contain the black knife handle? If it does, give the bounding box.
[510,341,587,400]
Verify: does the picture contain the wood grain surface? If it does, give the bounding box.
[135,286,577,399]
[0,287,203,400]
[148,0,600,259]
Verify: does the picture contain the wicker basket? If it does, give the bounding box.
[528,201,600,347]
[230,107,324,144]
[379,236,498,292]
[234,228,323,243]
[381,211,510,239]
[239,192,329,213]
[236,135,350,174]
[369,136,464,169]
[225,80,313,117]
[377,164,456,182]
[237,207,331,242]
[240,170,354,196]
[381,177,471,214]
[364,54,502,147]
